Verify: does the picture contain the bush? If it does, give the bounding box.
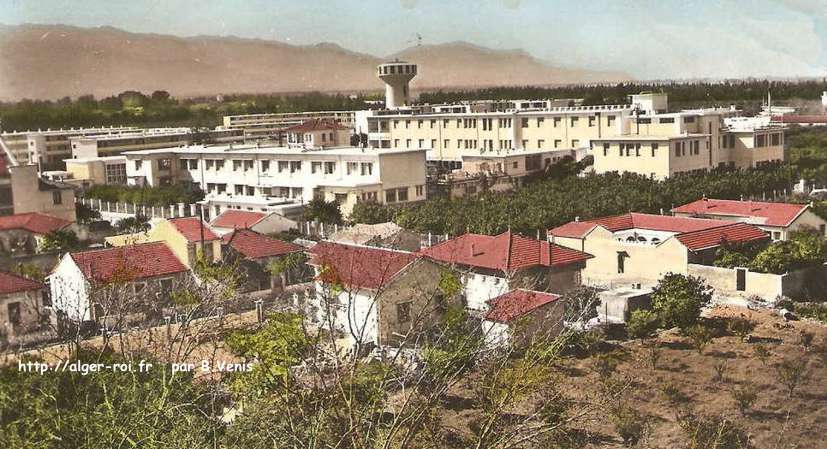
[562,286,600,323]
[651,274,712,330]
[678,413,753,449]
[660,382,691,406]
[40,230,80,252]
[731,382,758,416]
[752,344,771,366]
[684,324,713,355]
[626,309,660,342]
[776,358,810,397]
[610,405,650,447]
[726,317,755,341]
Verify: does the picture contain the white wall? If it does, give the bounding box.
[464,272,510,312]
[49,254,92,322]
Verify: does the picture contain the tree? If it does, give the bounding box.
[684,324,713,355]
[303,198,343,225]
[75,201,101,224]
[40,229,80,252]
[650,273,712,330]
[731,382,758,416]
[115,214,150,234]
[150,90,171,102]
[776,358,810,398]
[562,286,600,323]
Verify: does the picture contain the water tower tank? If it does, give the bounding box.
[377,60,417,109]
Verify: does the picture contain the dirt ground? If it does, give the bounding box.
[559,306,827,448]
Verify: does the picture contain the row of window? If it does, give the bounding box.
[173,158,375,177]
[383,114,617,132]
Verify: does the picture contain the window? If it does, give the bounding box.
[290,161,301,173]
[360,162,373,175]
[397,187,408,202]
[418,139,424,148]
[683,116,696,123]
[233,160,242,171]
[393,120,399,129]
[134,160,142,170]
[278,161,289,172]
[537,117,544,127]
[159,159,172,170]
[335,193,348,204]
[570,117,579,127]
[52,190,62,205]
[588,116,596,127]
[659,117,675,124]
[346,162,358,175]
[394,139,400,148]
[771,133,781,146]
[521,139,528,149]
[603,143,610,156]
[323,162,336,174]
[635,144,641,157]
[216,160,225,171]
[617,253,625,274]
[538,139,545,148]
[674,143,681,157]
[406,139,411,148]
[311,162,322,174]
[415,185,424,196]
[521,118,529,128]
[405,120,410,128]
[385,189,397,203]
[553,117,561,127]
[772,231,781,241]
[430,119,436,128]
[7,302,20,326]
[180,159,189,170]
[443,139,450,149]
[243,160,254,171]
[246,186,255,196]
[235,185,244,195]
[189,159,198,170]
[554,139,561,148]
[159,278,173,293]
[397,302,411,323]
[417,120,423,129]
[651,143,658,157]
[261,160,270,172]
[430,139,436,149]
[205,160,215,170]
[571,139,580,147]
[607,116,616,127]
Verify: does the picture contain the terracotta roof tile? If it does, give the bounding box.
[69,242,188,283]
[211,210,267,229]
[0,271,43,295]
[0,213,71,235]
[307,242,416,290]
[222,229,302,259]
[485,289,560,323]
[168,217,219,242]
[676,222,769,251]
[420,231,592,271]
[672,198,810,227]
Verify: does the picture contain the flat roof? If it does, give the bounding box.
[123,144,426,157]
[591,133,710,141]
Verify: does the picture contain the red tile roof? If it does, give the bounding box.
[284,119,349,133]
[549,213,730,238]
[211,210,267,229]
[485,289,561,324]
[307,242,417,290]
[0,212,71,235]
[672,198,809,227]
[676,223,769,251]
[420,231,592,271]
[222,229,302,259]
[168,217,219,242]
[69,242,188,283]
[0,271,43,295]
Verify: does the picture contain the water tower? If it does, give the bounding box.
[377,60,417,109]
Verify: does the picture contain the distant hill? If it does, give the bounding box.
[0,24,631,101]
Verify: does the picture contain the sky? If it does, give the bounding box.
[2,0,827,79]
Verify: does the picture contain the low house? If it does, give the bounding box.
[307,242,459,350]
[482,289,564,346]
[221,229,304,292]
[420,230,592,315]
[548,213,769,288]
[49,241,190,324]
[672,198,827,241]
[105,216,222,267]
[0,271,48,347]
[0,212,72,255]
[328,222,422,252]
[210,209,297,237]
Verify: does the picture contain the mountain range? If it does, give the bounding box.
[0,24,631,101]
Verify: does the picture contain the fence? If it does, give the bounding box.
[79,198,202,223]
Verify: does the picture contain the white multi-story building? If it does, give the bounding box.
[122,123,427,218]
[221,110,358,140]
[69,127,245,159]
[0,126,138,169]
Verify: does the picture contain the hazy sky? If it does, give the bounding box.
[3,0,827,79]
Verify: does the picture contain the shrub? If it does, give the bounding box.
[799,331,814,351]
[610,405,650,447]
[726,317,755,341]
[651,274,712,330]
[712,360,728,383]
[752,344,771,366]
[731,382,758,416]
[776,358,810,398]
[660,383,691,406]
[684,324,714,355]
[626,309,660,342]
[678,413,753,449]
[40,229,80,252]
[562,286,600,323]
